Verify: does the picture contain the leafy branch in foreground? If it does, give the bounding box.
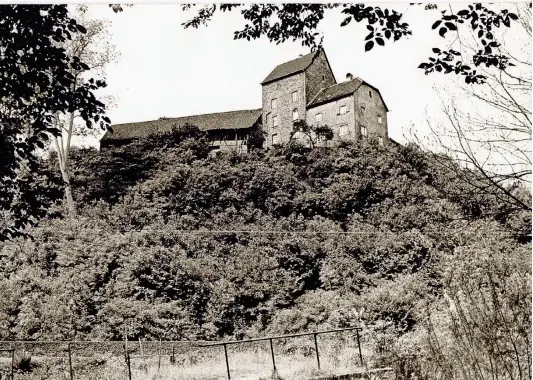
[179,3,522,84]
[0,5,111,241]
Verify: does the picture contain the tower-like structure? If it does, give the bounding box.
[260,48,336,147]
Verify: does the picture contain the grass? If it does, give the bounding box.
[0,337,371,380]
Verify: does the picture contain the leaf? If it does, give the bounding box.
[365,40,374,52]
[385,30,391,39]
[340,17,351,27]
[376,38,384,46]
[509,12,518,20]
[432,20,442,29]
[457,9,469,16]
[366,24,374,31]
[432,48,441,54]
[76,24,87,33]
[439,27,447,37]
[445,22,457,30]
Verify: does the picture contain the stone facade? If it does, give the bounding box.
[261,48,389,148]
[304,49,336,108]
[354,84,389,144]
[306,95,357,144]
[262,72,306,147]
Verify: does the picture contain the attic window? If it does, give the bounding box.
[315,113,323,123]
[339,105,347,115]
[322,74,326,81]
[272,115,278,127]
[271,98,278,109]
[368,90,373,99]
[378,115,383,125]
[272,133,279,145]
[379,136,384,146]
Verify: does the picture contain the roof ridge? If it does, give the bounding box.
[324,77,362,89]
[166,108,261,120]
[112,108,261,127]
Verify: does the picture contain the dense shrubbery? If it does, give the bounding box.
[0,130,530,377]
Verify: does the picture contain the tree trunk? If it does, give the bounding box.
[53,132,77,215]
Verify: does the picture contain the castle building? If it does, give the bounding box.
[100,48,389,151]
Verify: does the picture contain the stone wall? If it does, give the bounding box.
[354,84,388,144]
[262,72,306,148]
[305,49,337,104]
[306,95,357,145]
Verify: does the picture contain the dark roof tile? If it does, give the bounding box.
[307,78,363,108]
[261,51,317,85]
[101,109,262,142]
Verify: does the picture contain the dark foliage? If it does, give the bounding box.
[0,5,110,241]
[0,135,528,343]
[182,4,521,84]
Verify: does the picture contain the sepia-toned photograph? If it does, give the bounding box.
[0,2,531,380]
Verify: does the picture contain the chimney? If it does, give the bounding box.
[346,73,354,81]
[298,54,303,58]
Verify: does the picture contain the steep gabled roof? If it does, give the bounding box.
[307,78,363,108]
[261,51,317,85]
[101,109,262,142]
[307,77,390,112]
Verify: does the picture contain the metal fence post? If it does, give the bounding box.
[355,329,363,366]
[10,349,14,380]
[67,343,74,380]
[313,333,320,371]
[123,345,132,380]
[158,339,162,370]
[223,343,230,380]
[268,338,276,372]
[170,345,175,365]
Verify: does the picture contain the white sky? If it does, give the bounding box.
[79,3,530,151]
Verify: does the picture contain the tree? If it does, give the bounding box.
[180,3,525,84]
[290,119,333,149]
[0,5,111,241]
[247,120,266,151]
[50,6,117,215]
[412,3,531,213]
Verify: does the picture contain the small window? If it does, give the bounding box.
[271,98,278,109]
[272,115,278,127]
[378,136,384,146]
[378,115,383,125]
[292,91,298,102]
[339,105,347,115]
[360,103,366,113]
[339,124,348,136]
[322,74,326,81]
[292,108,299,121]
[272,133,279,145]
[361,125,368,138]
[315,113,323,123]
[368,90,372,99]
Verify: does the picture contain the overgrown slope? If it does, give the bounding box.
[0,129,529,349]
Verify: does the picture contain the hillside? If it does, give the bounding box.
[0,128,530,375]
